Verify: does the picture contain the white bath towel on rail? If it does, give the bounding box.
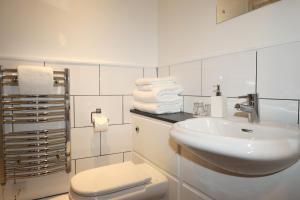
[18,65,55,95]
[133,100,182,114]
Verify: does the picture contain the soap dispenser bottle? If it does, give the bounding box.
[210,84,227,118]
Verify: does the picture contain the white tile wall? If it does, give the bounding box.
[124,152,132,162]
[202,51,256,97]
[143,67,157,78]
[70,96,75,128]
[101,124,133,155]
[71,127,100,159]
[260,99,298,125]
[123,96,134,124]
[257,42,300,99]
[158,42,300,127]
[76,153,123,173]
[45,63,100,95]
[74,96,122,127]
[170,61,202,96]
[158,66,170,77]
[100,66,143,95]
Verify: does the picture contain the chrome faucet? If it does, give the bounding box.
[234,93,260,123]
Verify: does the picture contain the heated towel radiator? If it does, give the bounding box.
[0,66,71,185]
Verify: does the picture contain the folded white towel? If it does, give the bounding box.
[133,85,183,103]
[135,77,175,86]
[137,83,178,91]
[133,100,182,114]
[18,65,55,95]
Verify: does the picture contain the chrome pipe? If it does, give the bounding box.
[2,94,65,99]
[5,146,66,155]
[0,65,5,185]
[4,133,66,143]
[5,139,66,149]
[6,166,66,179]
[64,68,71,173]
[5,128,65,137]
[2,100,65,105]
[3,111,65,118]
[5,151,66,161]
[3,105,65,111]
[5,155,66,165]
[6,162,66,172]
[2,82,66,87]
[1,69,65,75]
[3,117,65,124]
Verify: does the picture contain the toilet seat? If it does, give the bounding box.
[69,162,168,200]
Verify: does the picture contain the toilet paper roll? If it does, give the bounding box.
[92,113,109,132]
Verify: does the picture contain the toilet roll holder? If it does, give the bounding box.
[91,108,109,124]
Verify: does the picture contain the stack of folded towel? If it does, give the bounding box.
[133,77,183,114]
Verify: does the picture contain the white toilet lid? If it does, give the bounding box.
[71,162,152,197]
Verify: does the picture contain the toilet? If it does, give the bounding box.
[69,161,168,200]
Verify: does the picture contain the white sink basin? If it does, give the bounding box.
[170,117,300,175]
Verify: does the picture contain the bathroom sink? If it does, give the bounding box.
[170,118,300,175]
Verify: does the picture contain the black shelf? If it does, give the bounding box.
[130,109,194,123]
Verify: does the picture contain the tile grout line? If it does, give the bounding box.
[33,192,68,200]
[142,68,145,78]
[122,95,124,124]
[73,96,76,128]
[201,59,203,96]
[73,123,131,129]
[181,95,299,101]
[182,96,185,112]
[75,152,125,161]
[70,94,133,97]
[99,64,101,95]
[100,132,102,156]
[255,51,258,93]
[298,100,300,125]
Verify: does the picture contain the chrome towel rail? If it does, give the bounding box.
[3,111,65,118]
[3,105,65,111]
[2,100,65,105]
[6,166,66,180]
[3,117,65,124]
[5,128,66,136]
[0,66,71,185]
[2,94,65,98]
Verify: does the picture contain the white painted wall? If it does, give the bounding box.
[0,0,158,67]
[158,0,300,65]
